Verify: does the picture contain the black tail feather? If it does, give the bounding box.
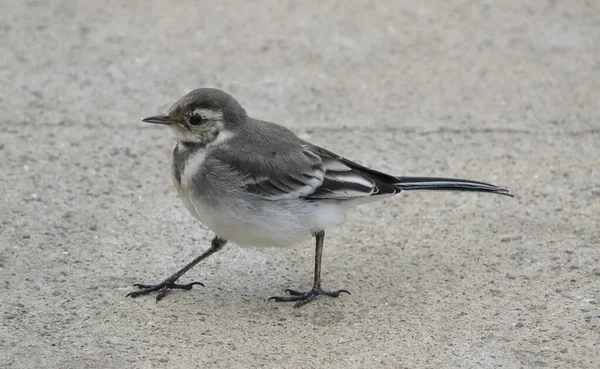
[394,176,513,197]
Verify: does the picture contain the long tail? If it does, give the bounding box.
[394,176,513,197]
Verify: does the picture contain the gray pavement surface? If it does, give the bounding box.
[1,1,599,368]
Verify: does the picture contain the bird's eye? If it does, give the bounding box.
[189,115,204,126]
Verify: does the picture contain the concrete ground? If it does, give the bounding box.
[1,1,599,368]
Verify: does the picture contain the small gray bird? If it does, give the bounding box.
[127,88,512,307]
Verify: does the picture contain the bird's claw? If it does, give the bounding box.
[269,287,350,308]
[126,280,204,302]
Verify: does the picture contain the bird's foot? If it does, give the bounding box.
[268,287,350,308]
[126,279,204,302]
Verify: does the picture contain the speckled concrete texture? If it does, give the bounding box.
[1,1,599,368]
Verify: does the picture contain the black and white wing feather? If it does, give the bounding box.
[304,146,399,200]
[234,143,399,201]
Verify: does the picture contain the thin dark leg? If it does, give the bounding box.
[269,230,350,308]
[127,236,227,302]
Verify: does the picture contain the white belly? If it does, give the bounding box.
[175,179,349,248]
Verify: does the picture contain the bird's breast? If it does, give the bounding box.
[171,142,208,188]
[170,142,212,221]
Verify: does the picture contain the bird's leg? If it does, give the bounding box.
[127,236,227,302]
[269,230,350,308]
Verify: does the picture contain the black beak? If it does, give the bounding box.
[142,114,172,125]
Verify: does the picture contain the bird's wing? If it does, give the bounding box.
[304,145,399,200]
[240,145,327,200]
[211,133,399,201]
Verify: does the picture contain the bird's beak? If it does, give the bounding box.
[142,114,172,125]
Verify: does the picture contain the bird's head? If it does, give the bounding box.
[142,88,247,144]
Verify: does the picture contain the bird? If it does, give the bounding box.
[127,88,512,308]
